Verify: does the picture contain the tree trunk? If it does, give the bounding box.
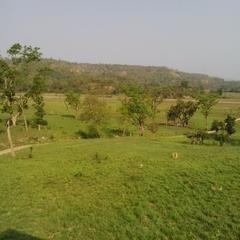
[6,121,15,157]
[122,127,126,136]
[75,108,79,120]
[205,116,208,130]
[38,124,41,131]
[11,112,20,126]
[139,123,144,136]
[23,113,28,133]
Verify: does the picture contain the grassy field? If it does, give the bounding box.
[0,94,240,239]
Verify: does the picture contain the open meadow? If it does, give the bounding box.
[0,94,240,239]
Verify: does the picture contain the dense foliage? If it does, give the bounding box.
[167,100,198,126]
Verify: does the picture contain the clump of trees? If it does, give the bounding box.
[186,114,236,146]
[210,114,236,145]
[167,100,198,127]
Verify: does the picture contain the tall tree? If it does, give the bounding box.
[29,71,47,131]
[64,91,81,119]
[80,94,108,127]
[121,85,151,136]
[198,94,218,130]
[0,43,41,156]
[146,85,163,120]
[17,94,29,133]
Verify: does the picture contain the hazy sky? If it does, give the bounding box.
[1,0,240,80]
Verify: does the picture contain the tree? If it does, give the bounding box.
[121,85,151,136]
[167,100,198,127]
[17,94,29,133]
[224,115,236,136]
[64,91,81,119]
[198,94,218,130]
[0,43,41,156]
[210,115,236,145]
[29,72,47,131]
[146,85,163,119]
[211,120,225,133]
[80,94,108,127]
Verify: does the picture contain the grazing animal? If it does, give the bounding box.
[171,152,178,160]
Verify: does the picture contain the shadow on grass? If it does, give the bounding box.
[0,229,44,240]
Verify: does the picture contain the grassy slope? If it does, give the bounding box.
[0,138,240,239]
[0,95,240,239]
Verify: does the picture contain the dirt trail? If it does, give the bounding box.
[0,145,33,156]
[0,143,48,156]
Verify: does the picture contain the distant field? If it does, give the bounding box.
[1,94,239,150]
[222,92,240,99]
[0,94,240,239]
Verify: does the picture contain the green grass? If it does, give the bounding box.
[0,95,240,239]
[0,138,240,239]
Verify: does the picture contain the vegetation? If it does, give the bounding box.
[167,100,198,127]
[29,71,48,130]
[0,43,42,156]
[0,58,233,93]
[0,44,240,239]
[121,85,152,136]
[64,91,81,119]
[198,94,218,130]
[80,95,108,127]
[0,137,240,239]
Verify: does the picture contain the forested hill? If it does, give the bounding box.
[12,58,227,92]
[43,59,224,91]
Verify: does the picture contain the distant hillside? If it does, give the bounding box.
[5,58,230,92]
[41,59,224,91]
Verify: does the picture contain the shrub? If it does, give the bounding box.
[224,115,236,136]
[211,120,225,132]
[76,125,100,139]
[104,127,131,137]
[185,130,206,144]
[213,133,227,146]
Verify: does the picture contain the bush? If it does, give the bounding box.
[211,120,225,132]
[224,115,236,135]
[104,127,131,137]
[185,130,206,144]
[186,130,229,146]
[30,119,48,128]
[213,133,227,146]
[76,125,100,139]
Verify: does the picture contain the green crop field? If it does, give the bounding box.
[0,95,240,240]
